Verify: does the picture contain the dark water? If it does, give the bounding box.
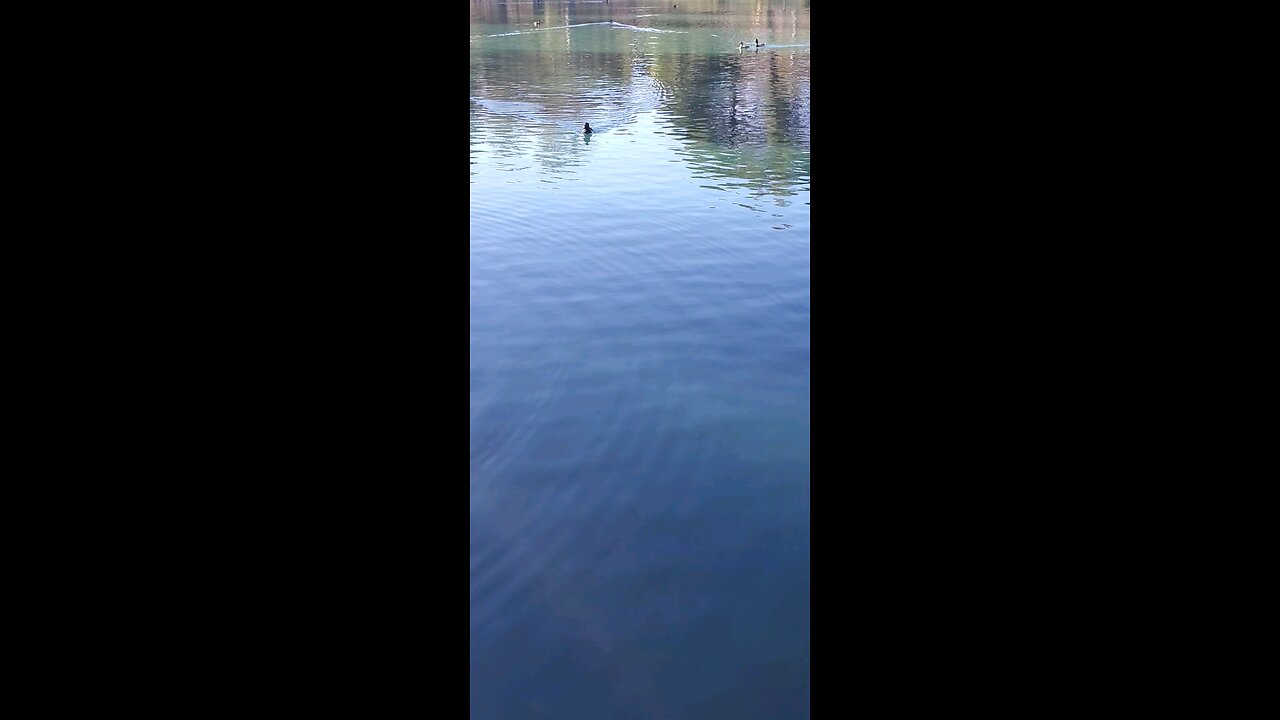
[471,1,809,717]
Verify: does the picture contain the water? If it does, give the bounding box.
[471,2,809,717]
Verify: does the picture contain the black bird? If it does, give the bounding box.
[583,123,593,134]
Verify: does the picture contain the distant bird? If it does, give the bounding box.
[738,42,748,50]
[583,123,593,134]
[755,38,764,47]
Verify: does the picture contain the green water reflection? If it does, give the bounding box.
[471,0,809,192]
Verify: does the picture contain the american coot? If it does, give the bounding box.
[583,123,593,134]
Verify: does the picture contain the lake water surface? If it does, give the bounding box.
[471,1,810,717]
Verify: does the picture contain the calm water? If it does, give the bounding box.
[471,1,809,717]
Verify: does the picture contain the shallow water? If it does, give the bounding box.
[471,1,810,717]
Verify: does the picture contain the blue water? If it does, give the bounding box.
[471,2,809,717]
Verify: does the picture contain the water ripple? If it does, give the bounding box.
[472,4,810,716]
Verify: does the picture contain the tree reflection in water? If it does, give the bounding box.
[471,0,809,195]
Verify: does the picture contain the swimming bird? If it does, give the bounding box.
[739,42,748,50]
[755,38,764,47]
[583,122,593,134]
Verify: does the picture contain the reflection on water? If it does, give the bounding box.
[471,2,809,718]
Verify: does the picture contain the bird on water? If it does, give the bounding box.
[583,123,593,134]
